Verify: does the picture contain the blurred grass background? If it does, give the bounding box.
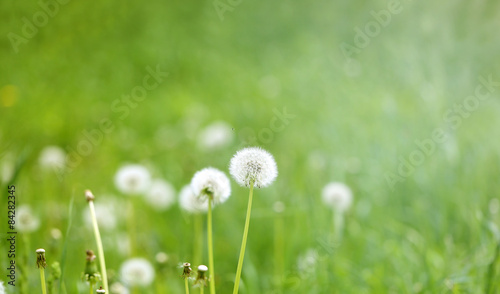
[1,0,500,293]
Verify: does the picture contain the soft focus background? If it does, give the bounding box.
[1,0,500,293]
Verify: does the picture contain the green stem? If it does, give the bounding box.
[233,182,254,294]
[208,200,216,294]
[333,211,344,243]
[184,278,190,294]
[485,241,500,294]
[89,201,109,293]
[40,268,47,294]
[273,213,284,291]
[194,214,202,266]
[89,280,94,294]
[200,284,204,294]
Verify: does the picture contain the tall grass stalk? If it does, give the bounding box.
[86,191,109,293]
[207,200,216,294]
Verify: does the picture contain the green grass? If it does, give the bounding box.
[1,0,500,293]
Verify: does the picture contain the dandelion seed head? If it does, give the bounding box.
[38,146,66,171]
[145,179,176,210]
[197,121,234,150]
[179,185,208,213]
[198,265,208,272]
[114,164,151,195]
[229,147,278,188]
[322,182,353,212]
[190,168,231,204]
[120,258,155,287]
[17,205,40,233]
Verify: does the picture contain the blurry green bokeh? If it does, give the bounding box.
[1,0,500,293]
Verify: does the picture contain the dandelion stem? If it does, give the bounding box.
[194,214,202,265]
[233,181,254,294]
[184,277,190,294]
[333,211,344,243]
[273,213,284,291]
[88,200,109,293]
[208,199,216,294]
[89,280,94,294]
[39,267,47,294]
[200,285,204,294]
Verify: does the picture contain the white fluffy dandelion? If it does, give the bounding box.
[190,168,231,204]
[321,182,353,212]
[120,258,155,287]
[38,146,66,171]
[144,179,176,210]
[197,121,234,150]
[179,185,208,213]
[229,147,278,188]
[114,164,152,195]
[16,205,40,233]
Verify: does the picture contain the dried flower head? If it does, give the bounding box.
[179,185,208,214]
[190,167,231,204]
[144,179,176,210]
[181,262,192,278]
[119,258,155,287]
[321,182,353,212]
[84,250,101,282]
[17,205,40,233]
[195,265,208,287]
[114,164,151,195]
[229,147,278,188]
[36,248,46,269]
[96,287,106,293]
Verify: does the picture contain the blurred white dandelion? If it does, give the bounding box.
[190,167,231,204]
[297,248,319,277]
[114,164,152,195]
[83,200,117,231]
[179,185,208,213]
[116,234,132,256]
[229,147,278,188]
[38,146,66,171]
[110,282,130,294]
[197,121,234,150]
[120,258,155,287]
[322,182,353,213]
[16,205,40,233]
[144,179,176,210]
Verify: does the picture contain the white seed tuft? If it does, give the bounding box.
[321,182,353,212]
[114,164,152,195]
[197,121,234,150]
[229,147,278,188]
[17,205,40,233]
[190,167,231,204]
[120,258,155,287]
[144,179,176,210]
[179,185,208,213]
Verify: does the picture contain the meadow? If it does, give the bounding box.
[1,0,500,293]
